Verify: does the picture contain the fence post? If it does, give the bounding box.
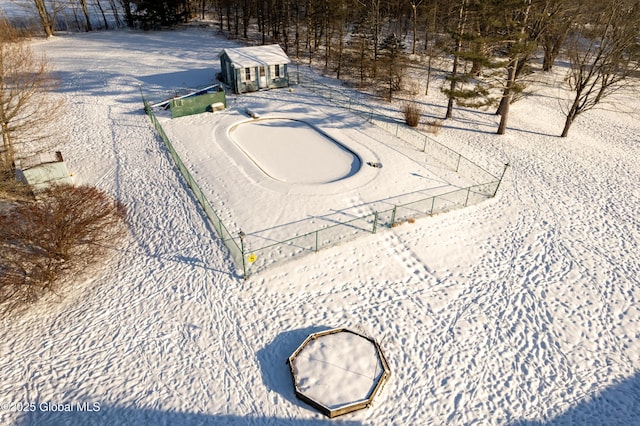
[390,205,397,226]
[315,230,318,252]
[464,187,471,207]
[493,163,510,197]
[430,197,435,216]
[422,136,427,152]
[455,154,462,173]
[239,231,247,279]
[217,216,223,239]
[372,211,379,233]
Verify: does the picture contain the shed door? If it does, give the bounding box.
[259,66,267,88]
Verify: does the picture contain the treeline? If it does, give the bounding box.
[14,0,640,136]
[209,0,640,136]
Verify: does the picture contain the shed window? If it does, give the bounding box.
[274,64,280,77]
[259,67,265,77]
[245,68,251,81]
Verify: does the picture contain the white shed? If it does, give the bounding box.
[219,44,291,94]
[14,151,73,192]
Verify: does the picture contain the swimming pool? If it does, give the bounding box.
[229,118,361,184]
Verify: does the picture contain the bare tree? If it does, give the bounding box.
[539,0,577,71]
[409,0,425,55]
[79,0,93,31]
[422,1,439,95]
[94,0,110,29]
[108,0,123,27]
[0,17,63,171]
[32,0,55,36]
[561,0,640,137]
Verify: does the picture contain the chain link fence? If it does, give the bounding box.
[141,78,507,278]
[141,90,244,270]
[293,66,505,186]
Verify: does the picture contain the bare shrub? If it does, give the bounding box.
[0,184,127,309]
[403,102,421,127]
[425,119,443,135]
[0,164,32,201]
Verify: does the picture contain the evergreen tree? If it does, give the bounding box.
[131,0,190,29]
[379,33,406,101]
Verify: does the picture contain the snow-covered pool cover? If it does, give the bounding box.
[230,118,361,184]
[289,329,390,417]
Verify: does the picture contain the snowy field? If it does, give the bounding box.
[1,28,639,425]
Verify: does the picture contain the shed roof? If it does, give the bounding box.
[221,44,291,68]
[14,152,73,192]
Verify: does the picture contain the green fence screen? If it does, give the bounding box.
[170,92,226,118]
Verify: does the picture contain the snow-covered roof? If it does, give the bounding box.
[14,151,73,191]
[221,44,291,68]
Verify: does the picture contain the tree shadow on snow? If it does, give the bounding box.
[509,371,640,425]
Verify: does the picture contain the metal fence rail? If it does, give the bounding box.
[141,79,507,278]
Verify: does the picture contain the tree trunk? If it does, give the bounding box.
[445,48,459,119]
[542,33,565,72]
[497,60,517,134]
[336,19,344,79]
[497,0,531,132]
[80,0,93,31]
[122,0,134,28]
[496,59,519,117]
[306,0,313,64]
[561,114,574,138]
[542,42,554,71]
[33,0,54,37]
[445,0,467,120]
[294,2,300,59]
[95,0,109,29]
[411,4,417,55]
[108,0,122,27]
[233,3,239,36]
[561,101,579,137]
[425,42,433,95]
[372,0,379,79]
[324,14,330,71]
[1,122,14,168]
[242,0,250,38]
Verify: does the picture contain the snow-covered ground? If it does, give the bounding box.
[1,28,639,425]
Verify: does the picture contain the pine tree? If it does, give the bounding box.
[379,33,406,101]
